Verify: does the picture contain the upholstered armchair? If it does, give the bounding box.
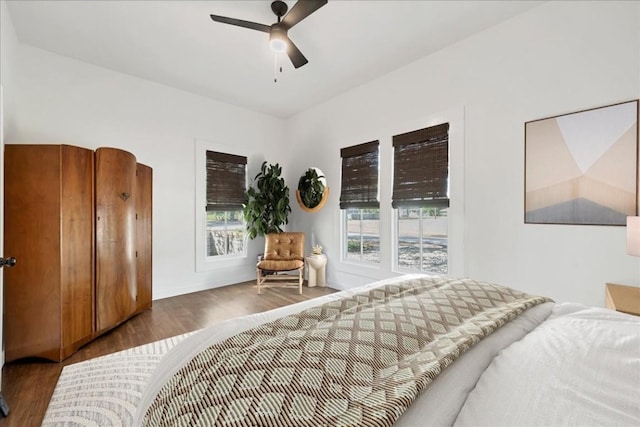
[256,232,305,294]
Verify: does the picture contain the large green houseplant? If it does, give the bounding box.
[243,161,291,239]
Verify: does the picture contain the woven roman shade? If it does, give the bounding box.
[339,140,379,209]
[392,123,449,208]
[206,150,247,211]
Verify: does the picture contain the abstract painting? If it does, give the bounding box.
[525,100,638,225]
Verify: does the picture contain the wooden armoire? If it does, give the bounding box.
[3,145,152,362]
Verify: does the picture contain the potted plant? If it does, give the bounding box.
[296,168,327,210]
[243,161,291,239]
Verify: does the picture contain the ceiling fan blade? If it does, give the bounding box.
[285,36,308,69]
[281,0,328,30]
[209,15,270,33]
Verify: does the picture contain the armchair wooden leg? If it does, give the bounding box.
[256,268,261,295]
[298,268,303,295]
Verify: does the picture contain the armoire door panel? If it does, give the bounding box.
[60,145,95,358]
[4,145,62,361]
[136,163,153,313]
[95,147,137,333]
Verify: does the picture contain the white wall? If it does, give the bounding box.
[285,1,640,307]
[7,44,286,299]
[1,0,18,138]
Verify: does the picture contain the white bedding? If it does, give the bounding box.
[395,301,553,427]
[44,275,639,426]
[454,303,640,427]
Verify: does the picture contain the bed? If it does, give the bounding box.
[42,274,640,426]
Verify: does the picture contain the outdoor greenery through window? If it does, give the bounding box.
[397,207,448,273]
[207,210,244,256]
[345,208,380,263]
[339,140,380,264]
[205,150,247,258]
[393,123,449,273]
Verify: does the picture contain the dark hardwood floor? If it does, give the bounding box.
[0,281,338,427]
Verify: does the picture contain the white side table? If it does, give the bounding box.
[306,254,327,287]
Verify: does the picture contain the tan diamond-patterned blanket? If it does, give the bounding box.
[143,276,551,426]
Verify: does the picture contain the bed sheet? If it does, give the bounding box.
[454,303,640,427]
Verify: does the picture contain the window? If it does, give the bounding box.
[344,208,380,263]
[397,207,448,274]
[206,210,244,256]
[205,150,247,257]
[339,140,380,264]
[393,123,449,273]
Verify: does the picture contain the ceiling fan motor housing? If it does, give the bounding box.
[271,1,289,20]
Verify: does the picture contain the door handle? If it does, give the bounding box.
[0,257,17,268]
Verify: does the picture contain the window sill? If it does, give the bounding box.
[336,259,381,273]
[196,253,248,273]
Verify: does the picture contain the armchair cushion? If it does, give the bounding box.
[257,259,304,271]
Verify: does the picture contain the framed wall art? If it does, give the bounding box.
[525,100,639,225]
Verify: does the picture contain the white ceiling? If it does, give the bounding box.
[6,0,543,118]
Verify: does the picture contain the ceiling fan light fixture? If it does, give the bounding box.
[269,28,287,52]
[270,38,287,52]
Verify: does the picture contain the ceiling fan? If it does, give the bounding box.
[210,0,328,69]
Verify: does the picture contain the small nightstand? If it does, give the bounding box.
[605,283,640,316]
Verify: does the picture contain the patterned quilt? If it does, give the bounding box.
[142,276,550,426]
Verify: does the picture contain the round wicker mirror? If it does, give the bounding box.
[296,167,329,213]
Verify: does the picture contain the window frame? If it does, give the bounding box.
[205,209,246,258]
[392,122,450,274]
[394,206,449,275]
[390,108,465,277]
[195,139,248,272]
[342,207,381,266]
[339,140,381,266]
